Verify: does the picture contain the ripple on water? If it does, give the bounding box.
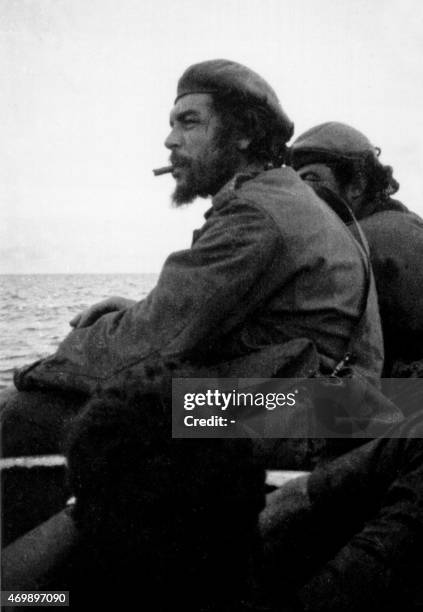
[1,273,158,387]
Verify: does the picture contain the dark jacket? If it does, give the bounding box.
[360,203,423,366]
[317,189,423,369]
[15,167,383,396]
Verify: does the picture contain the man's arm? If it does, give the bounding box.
[15,202,283,395]
[261,416,423,611]
[298,417,423,611]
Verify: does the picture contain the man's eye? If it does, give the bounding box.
[183,119,199,128]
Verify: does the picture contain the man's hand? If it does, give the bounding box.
[70,297,137,329]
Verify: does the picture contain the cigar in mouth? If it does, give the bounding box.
[153,165,173,176]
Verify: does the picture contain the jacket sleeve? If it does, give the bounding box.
[15,201,283,395]
[298,418,423,611]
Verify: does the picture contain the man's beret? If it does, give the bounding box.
[290,122,380,168]
[176,59,294,142]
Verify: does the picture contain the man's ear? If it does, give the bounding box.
[348,175,367,201]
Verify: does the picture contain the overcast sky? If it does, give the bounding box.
[1,0,422,273]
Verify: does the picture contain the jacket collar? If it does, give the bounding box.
[209,162,267,214]
[315,186,409,222]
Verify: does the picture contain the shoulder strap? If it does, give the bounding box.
[314,186,372,375]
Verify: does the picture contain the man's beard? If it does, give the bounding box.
[171,139,242,207]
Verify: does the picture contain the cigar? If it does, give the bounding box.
[153,165,173,176]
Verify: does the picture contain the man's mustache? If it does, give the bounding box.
[170,154,191,168]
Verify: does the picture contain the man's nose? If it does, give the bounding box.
[164,127,181,150]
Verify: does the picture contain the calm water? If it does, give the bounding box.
[0,274,158,389]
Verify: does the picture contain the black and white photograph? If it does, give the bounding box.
[1,0,423,609]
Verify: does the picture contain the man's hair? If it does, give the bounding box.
[66,387,265,609]
[323,153,399,204]
[211,90,292,168]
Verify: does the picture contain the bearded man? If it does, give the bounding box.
[289,122,423,378]
[2,61,392,465]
